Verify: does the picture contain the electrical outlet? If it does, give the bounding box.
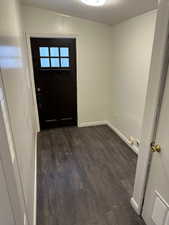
[128,136,135,145]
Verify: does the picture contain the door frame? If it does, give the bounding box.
[25,33,80,131]
[0,70,27,225]
[131,0,169,215]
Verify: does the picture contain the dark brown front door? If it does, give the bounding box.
[30,38,77,130]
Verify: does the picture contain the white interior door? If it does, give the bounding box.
[142,64,169,225]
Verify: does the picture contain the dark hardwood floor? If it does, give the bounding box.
[37,125,145,225]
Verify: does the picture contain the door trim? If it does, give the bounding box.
[0,71,26,225]
[131,0,169,215]
[25,33,80,130]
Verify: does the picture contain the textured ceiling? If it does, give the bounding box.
[21,0,157,25]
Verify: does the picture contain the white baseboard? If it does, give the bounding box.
[78,120,139,155]
[106,121,139,155]
[130,197,140,215]
[33,133,37,225]
[79,121,107,127]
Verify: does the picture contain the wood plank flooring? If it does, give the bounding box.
[37,125,145,225]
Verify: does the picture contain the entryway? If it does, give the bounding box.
[1,0,169,224]
[30,37,77,130]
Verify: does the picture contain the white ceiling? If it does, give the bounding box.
[21,0,158,25]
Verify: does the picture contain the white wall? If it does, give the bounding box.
[108,11,157,144]
[21,5,112,126]
[0,0,37,224]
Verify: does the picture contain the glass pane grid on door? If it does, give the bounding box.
[39,47,70,69]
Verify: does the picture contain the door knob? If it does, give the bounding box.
[151,142,161,153]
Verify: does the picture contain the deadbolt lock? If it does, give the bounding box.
[151,142,161,153]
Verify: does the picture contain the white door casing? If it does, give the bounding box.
[0,74,26,225]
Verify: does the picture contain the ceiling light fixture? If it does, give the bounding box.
[81,0,106,6]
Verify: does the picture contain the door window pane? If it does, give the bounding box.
[39,47,49,57]
[39,46,70,69]
[60,47,69,57]
[40,58,50,67]
[50,47,59,57]
[61,58,69,67]
[51,58,60,67]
